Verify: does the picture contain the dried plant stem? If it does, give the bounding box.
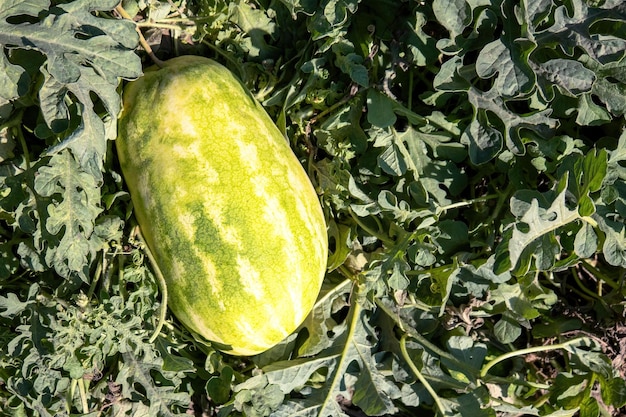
[115,5,165,68]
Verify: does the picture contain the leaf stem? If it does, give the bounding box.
[201,40,245,79]
[571,266,603,302]
[133,225,168,343]
[479,337,588,378]
[374,298,477,384]
[580,215,598,228]
[86,255,103,300]
[400,334,450,416]
[115,5,165,68]
[348,207,394,245]
[407,69,413,112]
[15,121,31,172]
[486,182,513,225]
[580,259,620,291]
[319,284,364,414]
[136,22,184,30]
[77,377,89,414]
[305,86,365,136]
[436,194,499,216]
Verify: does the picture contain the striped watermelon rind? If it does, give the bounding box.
[116,56,328,356]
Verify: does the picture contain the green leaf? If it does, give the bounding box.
[600,376,626,408]
[0,0,141,175]
[534,58,596,98]
[549,373,589,409]
[475,38,535,98]
[0,52,29,101]
[522,0,554,30]
[444,336,487,377]
[297,279,351,356]
[206,366,234,405]
[599,218,626,267]
[335,51,368,87]
[576,93,612,126]
[433,0,471,39]
[377,144,407,177]
[576,54,626,117]
[467,86,558,158]
[32,150,103,279]
[0,284,38,319]
[574,222,598,258]
[461,117,503,165]
[536,1,626,65]
[276,0,317,17]
[404,10,439,66]
[241,290,397,417]
[229,2,278,59]
[507,180,582,273]
[367,89,397,128]
[351,354,401,415]
[118,351,191,415]
[494,313,522,344]
[433,55,470,92]
[579,397,600,417]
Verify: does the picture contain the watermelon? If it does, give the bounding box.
[116,56,328,356]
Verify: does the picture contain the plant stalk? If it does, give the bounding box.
[133,225,168,343]
[115,5,164,68]
[480,337,588,378]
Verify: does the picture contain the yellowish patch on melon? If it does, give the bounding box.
[162,80,199,137]
[178,113,198,137]
[236,256,264,300]
[201,200,243,249]
[287,286,306,326]
[173,142,220,185]
[264,304,292,340]
[177,211,196,241]
[186,309,223,344]
[235,318,287,354]
[235,139,261,173]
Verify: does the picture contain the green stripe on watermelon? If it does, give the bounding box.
[117,56,328,356]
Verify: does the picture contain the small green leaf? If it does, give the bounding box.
[576,93,612,126]
[534,58,596,98]
[334,49,368,87]
[0,52,29,101]
[537,1,626,65]
[433,55,470,92]
[494,313,522,344]
[476,38,535,98]
[599,220,626,267]
[507,181,582,273]
[206,366,234,405]
[579,397,600,417]
[574,222,598,258]
[367,89,397,128]
[433,0,471,38]
[461,117,503,165]
[549,373,589,409]
[377,142,407,176]
[387,259,410,291]
[600,376,626,408]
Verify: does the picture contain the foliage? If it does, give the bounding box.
[1,0,626,416]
